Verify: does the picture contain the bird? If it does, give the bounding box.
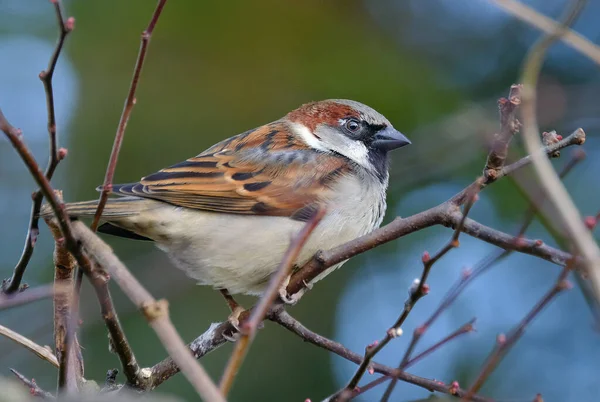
[42,99,410,305]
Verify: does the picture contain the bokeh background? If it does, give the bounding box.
[1,0,600,401]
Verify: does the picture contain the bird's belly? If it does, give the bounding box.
[121,181,385,295]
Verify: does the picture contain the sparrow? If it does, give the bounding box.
[43,99,410,303]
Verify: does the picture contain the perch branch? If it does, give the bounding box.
[2,0,73,294]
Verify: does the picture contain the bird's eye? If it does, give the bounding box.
[344,119,360,133]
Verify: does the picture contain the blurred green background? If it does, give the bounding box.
[1,0,600,401]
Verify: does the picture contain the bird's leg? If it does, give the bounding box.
[219,289,245,340]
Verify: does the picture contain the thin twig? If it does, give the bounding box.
[48,200,143,388]
[74,0,168,346]
[483,84,522,181]
[381,319,477,401]
[45,202,84,393]
[387,153,585,393]
[269,310,492,402]
[0,284,56,311]
[219,207,326,396]
[70,221,225,402]
[149,321,234,389]
[0,109,86,394]
[519,0,600,306]
[354,319,476,399]
[1,0,73,295]
[375,191,480,402]
[331,190,479,402]
[463,268,572,399]
[10,368,56,400]
[90,0,168,232]
[0,324,59,368]
[491,0,600,65]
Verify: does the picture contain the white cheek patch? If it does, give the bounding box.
[291,122,372,170]
[340,138,370,168]
[290,123,331,153]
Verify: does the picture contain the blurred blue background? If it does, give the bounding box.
[1,0,599,401]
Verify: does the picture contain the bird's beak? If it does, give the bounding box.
[372,126,411,151]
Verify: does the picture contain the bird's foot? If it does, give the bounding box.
[278,277,311,305]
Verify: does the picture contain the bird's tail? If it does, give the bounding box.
[39,196,152,220]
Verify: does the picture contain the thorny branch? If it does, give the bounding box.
[0,106,90,394]
[2,0,73,295]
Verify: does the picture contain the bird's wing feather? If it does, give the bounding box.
[110,121,351,218]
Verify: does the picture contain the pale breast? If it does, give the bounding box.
[112,173,387,295]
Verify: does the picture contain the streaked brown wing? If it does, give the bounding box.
[110,121,350,218]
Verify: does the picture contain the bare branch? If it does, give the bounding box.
[269,310,492,402]
[2,0,73,295]
[45,207,83,392]
[90,0,168,231]
[355,319,476,399]
[149,321,233,389]
[335,189,479,401]
[10,369,55,400]
[484,84,522,181]
[491,0,600,65]
[70,221,225,402]
[0,324,59,368]
[219,207,326,396]
[0,284,56,311]
[463,268,572,399]
[76,0,169,348]
[518,0,600,307]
